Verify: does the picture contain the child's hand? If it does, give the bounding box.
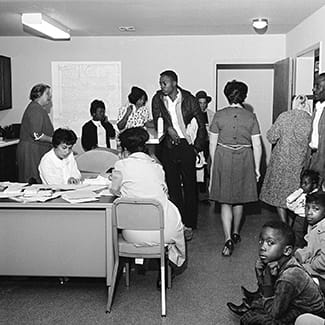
[267,261,279,276]
[255,257,266,277]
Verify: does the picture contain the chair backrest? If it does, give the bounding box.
[75,148,119,174]
[112,198,164,231]
[73,137,85,156]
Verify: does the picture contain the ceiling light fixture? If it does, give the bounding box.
[21,13,70,40]
[252,18,268,30]
[118,26,136,32]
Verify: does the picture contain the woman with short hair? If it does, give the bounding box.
[39,128,81,185]
[17,84,54,183]
[209,80,262,256]
[110,127,185,267]
[81,99,116,151]
[116,86,150,132]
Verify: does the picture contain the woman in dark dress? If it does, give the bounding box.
[17,84,54,183]
[209,80,262,256]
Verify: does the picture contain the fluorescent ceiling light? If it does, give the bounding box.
[21,13,70,40]
[252,18,268,30]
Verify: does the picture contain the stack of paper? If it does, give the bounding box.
[61,190,99,203]
[10,192,61,203]
[83,175,111,186]
[1,183,26,197]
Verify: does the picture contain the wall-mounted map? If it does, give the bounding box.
[52,61,121,136]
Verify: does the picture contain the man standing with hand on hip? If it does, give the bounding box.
[152,70,207,241]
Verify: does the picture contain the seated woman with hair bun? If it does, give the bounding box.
[110,127,186,267]
[39,128,81,185]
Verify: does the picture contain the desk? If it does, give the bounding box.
[0,196,115,287]
[0,139,19,181]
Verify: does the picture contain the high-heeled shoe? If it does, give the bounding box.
[231,233,241,244]
[222,239,234,256]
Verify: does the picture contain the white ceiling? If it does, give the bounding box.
[0,0,325,37]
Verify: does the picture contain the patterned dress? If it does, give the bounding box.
[260,109,312,208]
[117,102,150,130]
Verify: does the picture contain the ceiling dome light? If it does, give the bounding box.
[252,18,268,30]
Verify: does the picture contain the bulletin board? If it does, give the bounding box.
[51,61,121,136]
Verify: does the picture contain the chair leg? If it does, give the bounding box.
[125,261,130,287]
[167,263,172,289]
[161,265,166,317]
[106,259,119,313]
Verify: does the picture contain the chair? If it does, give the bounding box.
[72,137,85,156]
[106,198,172,317]
[75,148,119,177]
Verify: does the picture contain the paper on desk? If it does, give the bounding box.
[10,192,61,203]
[0,192,22,198]
[62,197,99,204]
[61,190,99,203]
[99,188,115,196]
[83,175,111,186]
[3,184,26,196]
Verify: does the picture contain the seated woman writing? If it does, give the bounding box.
[110,127,186,267]
[39,128,81,185]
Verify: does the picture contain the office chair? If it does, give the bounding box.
[75,148,119,177]
[106,197,172,317]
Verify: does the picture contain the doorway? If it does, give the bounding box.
[294,43,320,111]
[215,64,274,164]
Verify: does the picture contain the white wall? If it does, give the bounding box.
[0,34,285,127]
[295,57,314,96]
[286,4,325,71]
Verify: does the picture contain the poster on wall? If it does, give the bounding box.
[51,61,121,137]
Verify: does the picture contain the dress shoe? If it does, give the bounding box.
[241,285,261,302]
[222,239,234,256]
[231,233,241,244]
[226,301,249,316]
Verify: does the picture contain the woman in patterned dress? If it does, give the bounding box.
[209,80,262,256]
[260,95,312,223]
[116,86,151,132]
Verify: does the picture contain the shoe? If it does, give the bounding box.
[227,302,249,316]
[184,226,193,241]
[222,239,234,256]
[231,233,241,244]
[241,286,261,302]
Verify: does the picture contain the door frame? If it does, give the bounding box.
[215,63,274,111]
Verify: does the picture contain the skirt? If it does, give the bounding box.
[210,145,257,204]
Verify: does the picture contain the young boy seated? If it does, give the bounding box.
[295,191,325,293]
[286,169,319,248]
[228,221,325,325]
[39,128,81,184]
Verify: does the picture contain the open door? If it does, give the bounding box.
[273,58,293,122]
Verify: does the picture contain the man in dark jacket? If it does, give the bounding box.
[152,70,207,240]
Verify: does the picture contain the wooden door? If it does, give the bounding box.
[273,58,293,122]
